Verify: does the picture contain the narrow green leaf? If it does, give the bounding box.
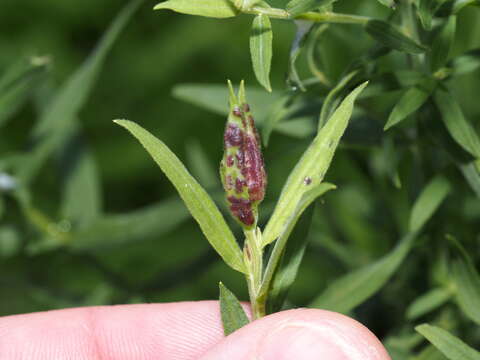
[70,197,191,250]
[18,0,144,183]
[385,78,435,130]
[154,0,239,18]
[261,183,335,311]
[417,0,448,30]
[431,16,456,72]
[60,135,102,229]
[250,14,273,92]
[266,205,314,313]
[365,20,427,54]
[219,282,249,335]
[262,82,368,247]
[406,287,452,320]
[288,20,314,91]
[114,120,246,273]
[0,57,49,128]
[415,324,480,360]
[451,258,480,326]
[460,161,480,198]
[409,175,451,232]
[416,345,449,360]
[319,70,359,130]
[434,88,480,158]
[286,0,337,17]
[309,232,417,313]
[186,139,218,189]
[262,94,291,146]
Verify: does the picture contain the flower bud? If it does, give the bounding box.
[220,81,267,228]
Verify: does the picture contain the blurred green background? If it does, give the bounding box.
[1,0,480,354]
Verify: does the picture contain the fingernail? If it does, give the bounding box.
[258,322,350,360]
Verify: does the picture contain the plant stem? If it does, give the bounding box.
[244,227,265,319]
[247,7,371,25]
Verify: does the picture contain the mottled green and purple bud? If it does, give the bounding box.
[220,81,266,228]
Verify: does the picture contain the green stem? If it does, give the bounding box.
[296,11,370,25]
[247,7,371,25]
[244,227,265,319]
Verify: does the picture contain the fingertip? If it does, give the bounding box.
[201,308,391,360]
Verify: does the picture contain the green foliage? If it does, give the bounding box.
[219,282,250,335]
[2,0,480,353]
[416,324,480,360]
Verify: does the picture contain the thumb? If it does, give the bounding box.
[200,308,391,360]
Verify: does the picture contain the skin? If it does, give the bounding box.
[0,301,391,360]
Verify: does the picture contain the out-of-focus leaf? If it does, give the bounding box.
[0,57,49,128]
[376,0,396,8]
[60,134,102,229]
[451,49,480,76]
[416,345,449,360]
[18,0,144,183]
[286,0,336,16]
[319,70,359,130]
[219,282,249,335]
[452,0,480,13]
[365,20,427,54]
[262,183,336,313]
[409,175,451,232]
[70,197,191,250]
[431,16,456,72]
[250,14,273,92]
[306,24,330,86]
[309,232,417,313]
[172,83,281,122]
[451,257,480,325]
[459,161,480,198]
[275,117,316,138]
[0,226,21,258]
[288,20,314,91]
[262,82,368,247]
[114,120,246,274]
[384,78,435,131]
[434,88,480,158]
[417,0,448,30]
[406,287,452,320]
[262,94,292,146]
[415,324,480,360]
[154,0,239,18]
[186,139,218,189]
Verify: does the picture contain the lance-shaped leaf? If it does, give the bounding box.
[287,0,337,18]
[365,20,427,54]
[219,282,249,335]
[114,120,246,274]
[415,324,480,360]
[406,287,452,320]
[261,183,336,313]
[309,232,417,313]
[450,245,480,326]
[154,0,239,18]
[262,82,368,247]
[431,16,456,72]
[250,14,273,92]
[434,88,480,158]
[288,20,314,92]
[0,57,49,128]
[384,78,436,131]
[319,70,359,130]
[18,0,144,184]
[409,175,451,232]
[452,0,480,14]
